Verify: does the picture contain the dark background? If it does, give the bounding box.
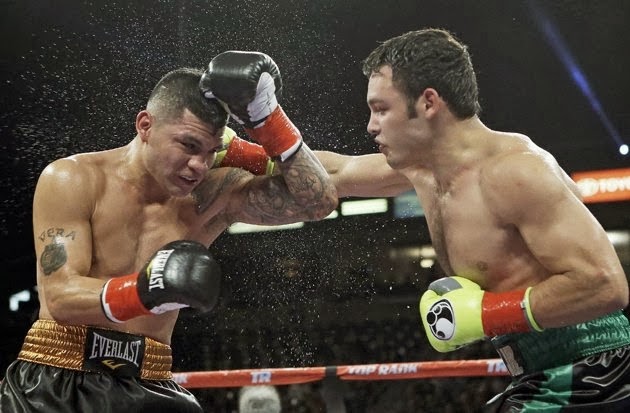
[1,1,629,411]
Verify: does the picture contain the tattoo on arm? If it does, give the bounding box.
[193,169,247,214]
[244,150,335,223]
[41,241,67,276]
[38,227,76,242]
[38,227,75,276]
[194,149,336,225]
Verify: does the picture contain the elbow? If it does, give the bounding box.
[309,186,338,221]
[611,282,629,312]
[47,294,71,324]
[607,293,629,315]
[306,197,337,221]
[598,270,629,313]
[303,182,338,221]
[45,285,76,325]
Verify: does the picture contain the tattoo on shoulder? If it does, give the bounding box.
[41,241,67,276]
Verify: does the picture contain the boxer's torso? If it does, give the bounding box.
[406,132,577,293]
[36,149,236,342]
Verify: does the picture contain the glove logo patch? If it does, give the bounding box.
[426,299,455,340]
[147,249,175,291]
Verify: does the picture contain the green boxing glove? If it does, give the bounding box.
[419,276,543,352]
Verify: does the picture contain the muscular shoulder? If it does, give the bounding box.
[40,154,105,190]
[36,154,109,215]
[479,144,572,223]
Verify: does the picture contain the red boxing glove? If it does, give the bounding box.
[481,288,541,335]
[214,134,275,175]
[101,273,153,322]
[245,105,303,161]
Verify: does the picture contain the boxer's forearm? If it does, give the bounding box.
[315,151,412,198]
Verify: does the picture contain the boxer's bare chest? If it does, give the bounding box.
[88,180,227,276]
[415,171,533,289]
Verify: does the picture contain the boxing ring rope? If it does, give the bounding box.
[173,358,509,389]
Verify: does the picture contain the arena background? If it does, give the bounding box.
[1,1,629,412]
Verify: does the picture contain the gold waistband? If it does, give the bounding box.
[18,319,173,381]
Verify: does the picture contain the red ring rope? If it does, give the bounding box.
[173,358,509,388]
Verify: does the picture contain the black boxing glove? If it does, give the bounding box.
[100,240,221,323]
[200,51,302,161]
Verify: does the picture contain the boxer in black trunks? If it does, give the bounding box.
[0,56,337,412]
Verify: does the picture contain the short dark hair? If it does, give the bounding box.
[147,67,229,129]
[362,28,481,119]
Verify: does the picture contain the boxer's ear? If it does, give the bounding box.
[419,88,441,119]
[136,110,152,141]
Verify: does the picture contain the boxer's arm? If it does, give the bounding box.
[33,158,110,326]
[216,126,338,225]
[196,147,338,226]
[484,152,628,328]
[209,135,414,199]
[200,51,337,224]
[314,151,413,198]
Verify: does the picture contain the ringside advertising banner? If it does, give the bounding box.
[572,168,630,203]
